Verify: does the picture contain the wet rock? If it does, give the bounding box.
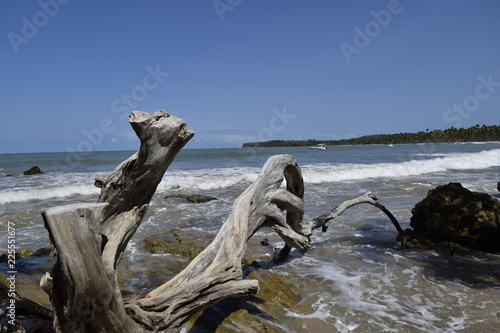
[1,272,52,309]
[0,246,55,280]
[142,228,209,259]
[185,194,217,203]
[165,193,217,203]
[117,252,195,302]
[188,295,277,333]
[23,166,43,175]
[0,248,35,263]
[497,181,500,192]
[188,268,303,332]
[31,245,54,257]
[403,235,476,255]
[410,182,500,252]
[18,248,35,258]
[247,269,302,308]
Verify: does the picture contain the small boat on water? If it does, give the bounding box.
[310,144,327,150]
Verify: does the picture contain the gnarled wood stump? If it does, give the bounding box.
[10,110,405,332]
[41,110,194,333]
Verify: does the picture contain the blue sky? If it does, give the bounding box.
[1,0,499,153]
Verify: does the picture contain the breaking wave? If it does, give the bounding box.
[1,149,498,204]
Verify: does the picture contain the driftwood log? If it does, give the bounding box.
[11,110,405,332]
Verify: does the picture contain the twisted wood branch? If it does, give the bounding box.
[33,110,404,332]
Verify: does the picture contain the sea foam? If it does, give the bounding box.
[0,184,100,205]
[1,149,498,203]
[301,148,500,184]
[158,148,500,191]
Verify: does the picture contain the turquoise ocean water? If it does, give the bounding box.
[1,143,500,331]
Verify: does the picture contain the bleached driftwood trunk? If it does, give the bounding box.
[28,110,405,332]
[41,110,194,332]
[124,154,305,331]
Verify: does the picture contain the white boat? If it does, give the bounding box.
[310,144,327,150]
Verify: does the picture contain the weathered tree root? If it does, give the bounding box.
[301,191,407,252]
[11,111,404,332]
[125,154,304,331]
[40,110,193,333]
[275,191,407,262]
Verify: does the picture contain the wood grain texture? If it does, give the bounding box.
[29,111,404,332]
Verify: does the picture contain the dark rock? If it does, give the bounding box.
[164,193,217,203]
[0,272,52,309]
[184,194,217,203]
[31,245,55,257]
[23,166,43,175]
[497,181,500,192]
[143,228,209,259]
[410,182,500,252]
[17,248,35,258]
[188,268,303,332]
[0,248,34,263]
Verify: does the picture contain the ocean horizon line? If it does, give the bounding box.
[2,140,500,156]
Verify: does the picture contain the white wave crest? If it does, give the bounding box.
[1,149,498,203]
[302,149,500,184]
[0,184,99,205]
[158,149,500,190]
[157,167,260,192]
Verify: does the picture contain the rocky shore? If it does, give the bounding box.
[405,182,500,253]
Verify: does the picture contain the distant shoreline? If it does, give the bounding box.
[242,124,500,148]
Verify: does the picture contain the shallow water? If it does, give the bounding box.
[1,143,500,331]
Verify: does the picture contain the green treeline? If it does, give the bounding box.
[242,124,500,148]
